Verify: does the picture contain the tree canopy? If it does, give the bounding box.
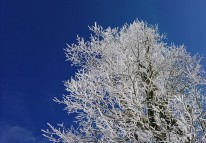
[43,20,206,143]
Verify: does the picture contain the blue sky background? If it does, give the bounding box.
[1,0,206,143]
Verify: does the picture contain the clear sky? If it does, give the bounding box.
[1,0,206,142]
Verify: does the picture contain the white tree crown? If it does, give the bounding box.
[42,20,206,143]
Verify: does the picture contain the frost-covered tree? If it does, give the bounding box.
[42,20,206,142]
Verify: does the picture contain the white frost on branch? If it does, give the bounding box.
[42,20,206,143]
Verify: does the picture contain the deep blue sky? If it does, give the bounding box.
[1,0,206,142]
